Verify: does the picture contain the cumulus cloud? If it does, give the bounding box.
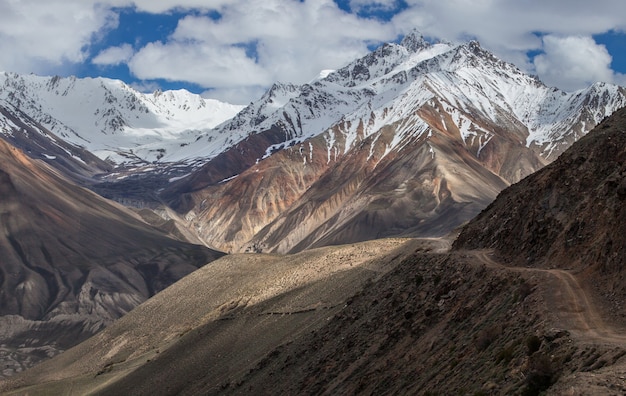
[534,35,615,91]
[129,40,273,87]
[396,0,626,41]
[0,0,118,74]
[125,0,397,102]
[93,44,134,66]
[114,0,233,14]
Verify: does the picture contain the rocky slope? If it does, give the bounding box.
[162,32,626,254]
[454,105,626,325]
[0,139,223,377]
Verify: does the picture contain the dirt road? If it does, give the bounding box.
[473,250,626,346]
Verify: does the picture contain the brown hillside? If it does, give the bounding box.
[454,106,626,322]
[0,238,424,394]
[0,139,223,376]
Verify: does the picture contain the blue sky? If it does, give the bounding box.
[1,1,625,104]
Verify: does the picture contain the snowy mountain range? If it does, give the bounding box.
[0,32,626,378]
[0,31,625,251]
[160,32,626,253]
[218,33,624,165]
[0,72,244,166]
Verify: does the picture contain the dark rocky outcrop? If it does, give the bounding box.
[454,107,626,320]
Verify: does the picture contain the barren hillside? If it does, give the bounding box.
[0,139,223,376]
[455,106,626,326]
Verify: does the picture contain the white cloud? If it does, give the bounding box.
[129,40,273,88]
[533,35,615,91]
[0,0,118,74]
[1,0,626,103]
[125,0,397,103]
[397,0,626,40]
[113,0,233,14]
[93,44,134,66]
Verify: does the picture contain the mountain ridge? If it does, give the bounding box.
[0,72,244,167]
[160,32,626,253]
[1,33,624,254]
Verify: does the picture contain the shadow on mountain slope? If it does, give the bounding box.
[0,238,424,394]
[5,239,625,395]
[0,139,223,377]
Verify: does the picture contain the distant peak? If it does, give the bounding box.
[268,81,300,93]
[457,39,509,69]
[467,40,482,53]
[400,30,430,53]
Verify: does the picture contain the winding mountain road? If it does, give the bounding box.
[473,250,626,346]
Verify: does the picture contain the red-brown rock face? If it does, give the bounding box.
[167,97,547,253]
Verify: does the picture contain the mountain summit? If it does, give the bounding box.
[399,30,431,53]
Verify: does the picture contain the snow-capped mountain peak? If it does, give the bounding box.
[211,34,625,169]
[399,29,431,53]
[0,72,245,165]
[160,35,625,253]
